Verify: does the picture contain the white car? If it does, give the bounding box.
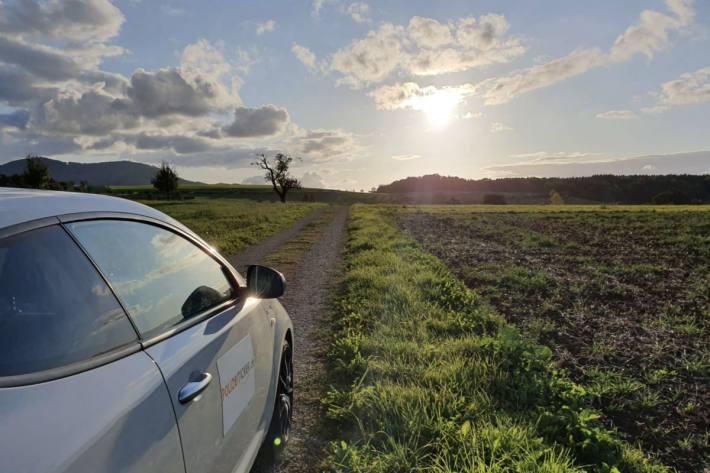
[0,188,293,473]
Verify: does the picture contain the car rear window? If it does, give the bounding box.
[0,225,138,378]
[66,220,234,340]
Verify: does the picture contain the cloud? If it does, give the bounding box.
[346,3,370,23]
[490,122,513,133]
[329,13,524,88]
[509,151,602,164]
[256,19,276,35]
[391,154,422,161]
[0,0,124,44]
[369,82,476,111]
[650,66,710,110]
[0,35,84,81]
[610,0,694,62]
[223,105,290,137]
[596,110,638,119]
[312,0,335,17]
[300,171,326,187]
[292,44,317,70]
[484,150,710,177]
[288,127,357,162]
[330,23,407,88]
[440,0,696,107]
[475,48,605,105]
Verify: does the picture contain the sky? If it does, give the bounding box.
[0,0,709,190]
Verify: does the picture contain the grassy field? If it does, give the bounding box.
[395,205,710,472]
[323,204,670,473]
[139,198,325,255]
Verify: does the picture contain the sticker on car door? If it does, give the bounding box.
[217,335,256,436]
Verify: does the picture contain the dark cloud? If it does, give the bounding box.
[223,105,289,137]
[127,69,216,118]
[0,36,80,81]
[0,66,57,105]
[134,133,213,154]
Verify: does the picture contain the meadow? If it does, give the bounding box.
[323,204,676,473]
[395,205,710,472]
[140,198,325,255]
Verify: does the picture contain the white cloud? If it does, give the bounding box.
[0,0,124,44]
[391,154,421,161]
[462,111,484,119]
[435,0,696,107]
[656,66,710,106]
[256,19,276,35]
[369,82,476,111]
[475,48,605,105]
[346,2,370,23]
[329,13,524,88]
[642,164,657,172]
[490,122,513,133]
[639,66,710,115]
[292,44,317,70]
[330,23,407,88]
[610,0,694,63]
[242,175,267,185]
[596,110,638,119]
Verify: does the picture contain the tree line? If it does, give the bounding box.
[376,174,710,204]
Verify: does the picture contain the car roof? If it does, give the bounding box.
[0,187,185,231]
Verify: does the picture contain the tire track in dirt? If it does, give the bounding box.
[251,206,349,473]
[226,206,330,274]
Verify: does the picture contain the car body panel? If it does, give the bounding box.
[0,350,184,473]
[145,295,280,473]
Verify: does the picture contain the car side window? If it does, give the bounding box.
[66,220,235,340]
[0,225,138,378]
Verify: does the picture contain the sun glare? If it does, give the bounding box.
[420,90,460,129]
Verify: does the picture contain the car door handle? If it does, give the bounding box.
[178,372,212,404]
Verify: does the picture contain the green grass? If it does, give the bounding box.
[322,205,667,473]
[140,198,325,255]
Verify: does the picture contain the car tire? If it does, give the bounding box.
[264,339,293,463]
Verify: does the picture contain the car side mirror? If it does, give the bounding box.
[246,265,285,299]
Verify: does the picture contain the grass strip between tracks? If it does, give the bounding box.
[322,204,669,473]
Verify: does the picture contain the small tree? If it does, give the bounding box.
[252,153,301,203]
[549,189,564,205]
[24,155,51,189]
[152,161,179,199]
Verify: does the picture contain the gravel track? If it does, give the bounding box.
[251,206,350,473]
[226,206,329,274]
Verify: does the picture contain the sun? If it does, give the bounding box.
[420,90,460,129]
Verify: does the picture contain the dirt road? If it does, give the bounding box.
[234,206,349,473]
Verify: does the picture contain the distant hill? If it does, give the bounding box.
[0,158,202,187]
[376,174,710,204]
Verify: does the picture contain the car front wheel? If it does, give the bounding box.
[265,339,293,462]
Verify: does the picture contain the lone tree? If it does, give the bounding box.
[253,153,301,203]
[152,161,179,199]
[24,155,51,189]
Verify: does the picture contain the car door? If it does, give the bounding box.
[0,223,184,473]
[65,218,276,473]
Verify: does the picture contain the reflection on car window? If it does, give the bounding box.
[0,226,137,378]
[67,220,234,339]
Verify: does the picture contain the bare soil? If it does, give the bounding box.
[399,210,710,473]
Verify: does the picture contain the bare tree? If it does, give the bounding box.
[253,153,301,203]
